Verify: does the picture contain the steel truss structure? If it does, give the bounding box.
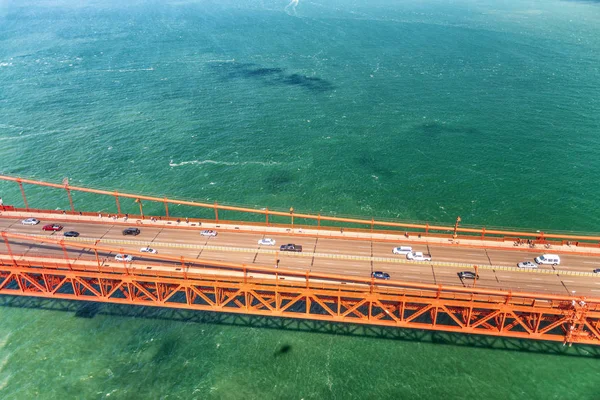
[1,233,600,346]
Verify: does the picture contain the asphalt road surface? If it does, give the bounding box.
[2,217,600,298]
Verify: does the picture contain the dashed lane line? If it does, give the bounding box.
[11,234,600,278]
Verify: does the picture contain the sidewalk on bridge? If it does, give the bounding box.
[2,209,600,257]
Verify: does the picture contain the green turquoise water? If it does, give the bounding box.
[1,0,600,398]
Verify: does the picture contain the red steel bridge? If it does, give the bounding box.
[1,175,600,346]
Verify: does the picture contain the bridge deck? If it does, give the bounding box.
[1,210,600,298]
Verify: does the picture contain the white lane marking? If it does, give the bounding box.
[526,285,542,288]
[531,278,543,281]
[562,280,574,283]
[591,289,600,292]
[583,261,600,264]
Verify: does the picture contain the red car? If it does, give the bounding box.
[42,224,63,231]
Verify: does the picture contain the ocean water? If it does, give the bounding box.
[1,0,600,398]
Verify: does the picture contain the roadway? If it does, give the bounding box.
[2,217,600,298]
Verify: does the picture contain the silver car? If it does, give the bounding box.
[517,261,538,269]
[21,218,40,225]
[115,254,133,262]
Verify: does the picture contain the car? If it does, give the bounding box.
[392,246,413,255]
[534,254,560,266]
[372,271,390,280]
[140,247,157,254]
[458,271,479,280]
[200,230,218,237]
[115,254,133,262]
[406,251,432,261]
[123,228,140,236]
[64,231,80,237]
[258,238,276,246]
[517,261,538,269]
[280,244,302,252]
[21,218,40,225]
[594,269,600,274]
[42,224,63,231]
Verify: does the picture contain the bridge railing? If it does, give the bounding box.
[3,174,600,245]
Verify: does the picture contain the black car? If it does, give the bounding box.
[279,244,302,252]
[593,269,600,274]
[123,228,141,236]
[64,231,80,237]
[372,271,390,280]
[458,271,479,280]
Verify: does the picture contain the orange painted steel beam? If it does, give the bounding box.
[4,175,600,242]
[1,259,600,346]
[1,233,600,345]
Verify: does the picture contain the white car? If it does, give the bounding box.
[140,247,157,254]
[115,254,133,262]
[406,251,432,261]
[258,238,276,246]
[21,218,40,225]
[517,261,538,269]
[200,230,218,237]
[392,246,413,255]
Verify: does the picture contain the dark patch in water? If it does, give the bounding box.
[75,303,101,318]
[265,170,294,193]
[356,153,394,179]
[153,339,178,363]
[280,73,334,92]
[274,344,292,356]
[209,62,334,93]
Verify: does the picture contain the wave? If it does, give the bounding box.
[169,159,280,167]
[0,131,54,142]
[206,59,235,63]
[98,67,154,73]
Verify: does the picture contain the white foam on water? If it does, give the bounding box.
[169,159,280,167]
[98,67,154,73]
[285,0,299,16]
[0,333,10,349]
[0,131,51,142]
[0,354,9,371]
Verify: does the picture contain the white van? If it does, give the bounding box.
[534,254,561,266]
[392,246,413,255]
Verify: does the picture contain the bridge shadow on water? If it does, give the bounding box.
[1,295,599,359]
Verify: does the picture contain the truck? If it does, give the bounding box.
[280,243,302,252]
[406,251,432,261]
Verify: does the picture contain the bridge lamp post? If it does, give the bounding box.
[135,198,144,219]
[453,216,461,239]
[290,207,294,231]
